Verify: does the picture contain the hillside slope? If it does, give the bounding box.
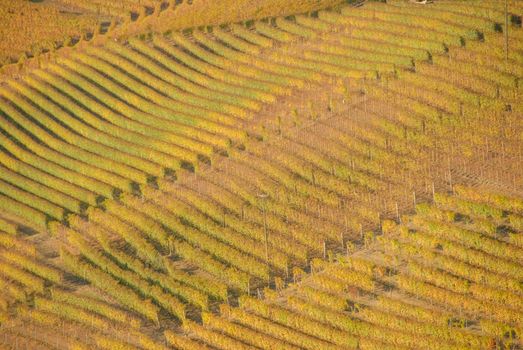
[0,0,344,70]
[0,1,522,349]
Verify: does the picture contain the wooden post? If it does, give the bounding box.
[505,0,509,63]
[263,205,269,264]
[256,193,269,270]
[449,169,454,193]
[363,77,368,116]
[447,155,453,193]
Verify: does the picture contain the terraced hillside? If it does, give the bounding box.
[0,0,522,349]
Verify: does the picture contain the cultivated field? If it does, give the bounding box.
[0,0,344,69]
[0,0,522,349]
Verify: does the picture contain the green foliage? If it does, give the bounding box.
[61,248,160,323]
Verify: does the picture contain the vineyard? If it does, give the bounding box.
[0,0,344,72]
[0,0,522,349]
[0,0,100,66]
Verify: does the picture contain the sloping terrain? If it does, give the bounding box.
[208,186,523,350]
[0,0,344,72]
[0,0,99,65]
[0,0,522,349]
